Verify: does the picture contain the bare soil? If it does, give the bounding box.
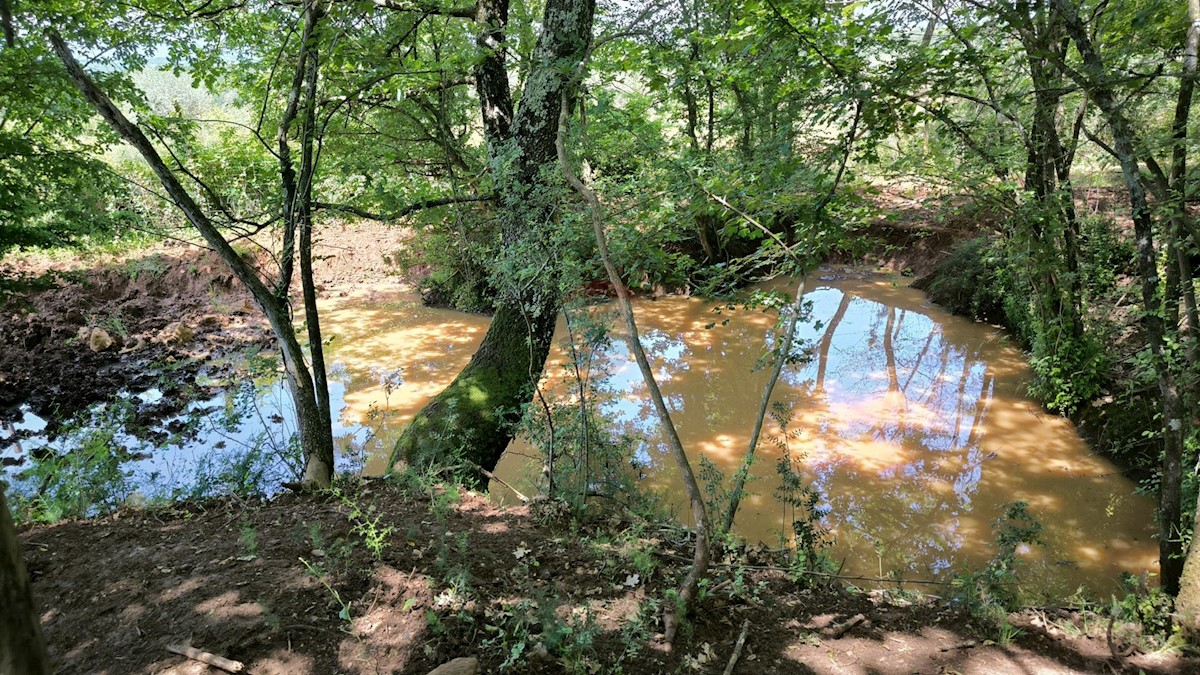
[20,479,1196,675]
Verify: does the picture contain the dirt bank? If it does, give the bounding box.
[0,222,412,426]
[19,477,1194,675]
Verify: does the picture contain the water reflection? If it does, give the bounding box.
[489,274,1157,597]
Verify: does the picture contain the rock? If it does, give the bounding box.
[156,322,194,345]
[86,328,113,352]
[426,657,478,675]
[119,336,147,354]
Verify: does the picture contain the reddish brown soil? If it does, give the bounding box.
[19,479,1194,675]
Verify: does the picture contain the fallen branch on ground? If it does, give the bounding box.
[722,619,751,675]
[165,644,244,673]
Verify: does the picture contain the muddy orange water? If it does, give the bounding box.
[321,273,1158,598]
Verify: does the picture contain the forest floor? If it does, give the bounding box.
[20,477,1197,675]
[6,188,1196,673]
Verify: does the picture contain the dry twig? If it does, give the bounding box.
[722,619,751,675]
[165,644,244,673]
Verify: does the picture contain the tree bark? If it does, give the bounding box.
[1,486,51,675]
[1051,0,1187,594]
[48,29,335,488]
[1166,0,1200,638]
[391,0,596,484]
[472,0,513,150]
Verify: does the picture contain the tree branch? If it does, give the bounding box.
[314,193,491,220]
[375,0,475,19]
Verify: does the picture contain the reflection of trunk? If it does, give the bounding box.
[1,486,51,674]
[883,307,900,394]
[49,30,335,487]
[963,372,995,448]
[391,0,596,484]
[1052,0,1187,595]
[950,352,974,444]
[921,341,954,409]
[814,293,851,390]
[900,329,936,394]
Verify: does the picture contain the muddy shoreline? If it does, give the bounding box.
[1,222,412,428]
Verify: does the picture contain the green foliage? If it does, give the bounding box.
[9,399,140,522]
[697,456,733,538]
[1111,573,1175,643]
[1027,332,1107,415]
[299,556,354,628]
[949,502,1045,641]
[328,485,395,561]
[237,517,259,557]
[917,238,1013,328]
[516,303,664,514]
[920,233,1108,414]
[0,7,156,255]
[769,402,833,579]
[480,595,605,673]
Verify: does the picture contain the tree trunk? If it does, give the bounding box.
[1,486,51,675]
[1052,0,1187,594]
[1166,0,1200,637]
[391,0,596,485]
[49,29,335,488]
[472,0,513,150]
[1169,0,1200,371]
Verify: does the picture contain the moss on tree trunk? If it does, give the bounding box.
[390,299,556,484]
[389,0,593,486]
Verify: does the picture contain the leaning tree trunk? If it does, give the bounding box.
[390,0,596,484]
[1,487,51,675]
[49,30,335,488]
[1052,0,1188,594]
[557,94,709,648]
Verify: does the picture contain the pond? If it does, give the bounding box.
[1,270,1157,597]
